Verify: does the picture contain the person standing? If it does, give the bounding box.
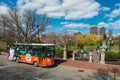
[96,45,100,54]
[9,45,15,60]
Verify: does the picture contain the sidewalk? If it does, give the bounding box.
[55,59,120,74]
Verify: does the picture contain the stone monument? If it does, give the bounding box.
[72,50,79,60]
[89,52,93,63]
[63,45,67,60]
[102,41,107,48]
[100,48,105,64]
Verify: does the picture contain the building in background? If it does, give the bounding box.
[106,30,113,38]
[100,27,105,36]
[117,33,120,37]
[90,26,98,35]
[97,31,103,38]
[73,32,82,36]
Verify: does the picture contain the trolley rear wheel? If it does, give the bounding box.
[33,62,38,67]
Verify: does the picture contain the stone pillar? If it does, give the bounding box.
[100,48,105,64]
[72,50,79,60]
[72,52,75,60]
[89,52,93,63]
[63,45,67,60]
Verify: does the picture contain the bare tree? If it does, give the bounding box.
[0,14,7,41]
[0,8,51,42]
[44,32,63,47]
[60,28,69,46]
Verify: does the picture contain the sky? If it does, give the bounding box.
[0,0,120,36]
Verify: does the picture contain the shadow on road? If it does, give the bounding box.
[43,59,67,68]
[80,67,120,80]
[55,59,67,65]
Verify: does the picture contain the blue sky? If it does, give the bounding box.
[0,0,120,36]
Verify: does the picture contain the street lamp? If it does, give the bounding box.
[119,37,120,54]
[69,38,71,50]
[109,37,112,52]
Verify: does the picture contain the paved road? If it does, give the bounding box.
[0,56,120,80]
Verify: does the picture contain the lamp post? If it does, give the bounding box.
[69,38,71,50]
[109,37,112,52]
[119,37,120,54]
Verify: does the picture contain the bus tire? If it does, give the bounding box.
[33,62,38,67]
[15,57,19,63]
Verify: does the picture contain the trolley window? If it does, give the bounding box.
[40,46,45,52]
[33,46,39,51]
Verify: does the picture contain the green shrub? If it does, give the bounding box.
[114,40,119,45]
[111,42,114,46]
[55,50,63,58]
[55,49,73,58]
[77,43,84,49]
[66,44,69,49]
[105,51,120,61]
[67,49,73,58]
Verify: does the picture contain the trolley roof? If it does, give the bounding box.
[7,43,55,46]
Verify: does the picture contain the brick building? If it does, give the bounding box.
[100,27,105,36]
[90,26,98,35]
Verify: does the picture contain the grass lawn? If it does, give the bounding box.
[56,45,97,53]
[111,45,119,49]
[56,44,120,53]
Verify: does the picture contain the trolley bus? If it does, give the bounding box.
[7,43,55,67]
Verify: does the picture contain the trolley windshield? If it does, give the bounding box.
[46,46,55,58]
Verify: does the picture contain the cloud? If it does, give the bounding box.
[16,0,102,20]
[8,0,14,5]
[97,19,120,29]
[0,3,9,14]
[100,7,110,11]
[68,30,79,33]
[108,18,113,21]
[47,12,65,18]
[115,3,120,7]
[17,0,24,8]
[109,20,120,29]
[64,23,90,28]
[104,3,120,20]
[47,25,52,29]
[98,22,110,28]
[106,8,120,18]
[63,0,100,20]
[61,22,69,24]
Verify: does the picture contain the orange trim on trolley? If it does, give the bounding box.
[20,55,54,67]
